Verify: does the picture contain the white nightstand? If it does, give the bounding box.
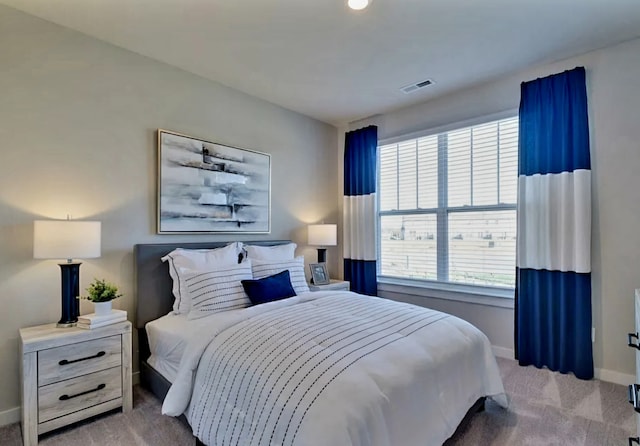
[309,280,350,292]
[19,321,132,446]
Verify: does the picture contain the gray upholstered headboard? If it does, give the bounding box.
[134,240,291,329]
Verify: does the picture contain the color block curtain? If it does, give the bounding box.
[343,125,378,296]
[515,67,593,379]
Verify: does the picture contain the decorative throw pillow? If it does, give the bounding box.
[251,256,310,295]
[241,270,297,306]
[161,242,243,314]
[244,243,297,261]
[183,260,253,320]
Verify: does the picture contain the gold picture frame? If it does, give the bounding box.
[157,129,271,234]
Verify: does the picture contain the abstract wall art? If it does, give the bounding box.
[157,129,271,233]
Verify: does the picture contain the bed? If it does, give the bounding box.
[134,241,507,446]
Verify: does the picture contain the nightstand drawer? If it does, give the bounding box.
[38,335,121,386]
[38,366,122,423]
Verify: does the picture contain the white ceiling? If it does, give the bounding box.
[3,0,640,126]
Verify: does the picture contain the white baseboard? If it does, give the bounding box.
[492,345,514,359]
[0,406,20,428]
[490,345,635,386]
[0,372,142,428]
[595,367,635,386]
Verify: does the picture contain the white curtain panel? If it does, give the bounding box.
[517,169,591,273]
[343,193,377,262]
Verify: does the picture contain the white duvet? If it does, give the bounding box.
[163,291,507,446]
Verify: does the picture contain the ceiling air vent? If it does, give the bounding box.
[400,78,435,94]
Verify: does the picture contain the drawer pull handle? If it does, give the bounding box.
[628,333,640,350]
[58,351,106,366]
[629,438,640,446]
[629,384,640,413]
[59,383,106,401]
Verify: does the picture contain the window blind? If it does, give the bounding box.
[378,116,518,289]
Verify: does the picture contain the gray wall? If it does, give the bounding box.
[0,6,338,420]
[354,37,640,382]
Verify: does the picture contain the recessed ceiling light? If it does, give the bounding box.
[348,0,370,11]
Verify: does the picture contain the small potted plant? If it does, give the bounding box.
[84,278,123,316]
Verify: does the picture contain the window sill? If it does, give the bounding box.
[377,277,515,309]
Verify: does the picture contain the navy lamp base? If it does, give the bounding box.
[316,248,327,264]
[57,262,81,328]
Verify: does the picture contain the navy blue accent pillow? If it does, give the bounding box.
[241,270,297,305]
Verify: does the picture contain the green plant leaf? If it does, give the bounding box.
[83,278,123,302]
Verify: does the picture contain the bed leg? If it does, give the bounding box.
[477,396,486,412]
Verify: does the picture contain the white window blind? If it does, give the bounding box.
[378,116,518,289]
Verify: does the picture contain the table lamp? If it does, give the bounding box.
[308,224,337,263]
[33,219,101,327]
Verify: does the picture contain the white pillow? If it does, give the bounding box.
[251,256,310,295]
[161,242,242,314]
[183,261,253,320]
[244,243,297,261]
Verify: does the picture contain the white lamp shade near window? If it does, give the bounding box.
[34,220,101,260]
[308,224,337,247]
[308,223,337,272]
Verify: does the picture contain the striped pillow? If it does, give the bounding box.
[161,242,243,314]
[251,256,310,294]
[183,261,253,320]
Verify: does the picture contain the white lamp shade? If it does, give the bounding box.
[33,220,101,260]
[308,224,337,247]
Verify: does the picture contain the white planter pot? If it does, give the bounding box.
[94,301,113,316]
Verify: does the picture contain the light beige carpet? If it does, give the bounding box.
[448,358,635,445]
[0,357,635,445]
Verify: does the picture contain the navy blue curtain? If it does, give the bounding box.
[515,67,593,379]
[343,125,378,296]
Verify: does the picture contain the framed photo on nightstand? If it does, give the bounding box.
[309,263,330,285]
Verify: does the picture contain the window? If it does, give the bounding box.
[378,116,518,289]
